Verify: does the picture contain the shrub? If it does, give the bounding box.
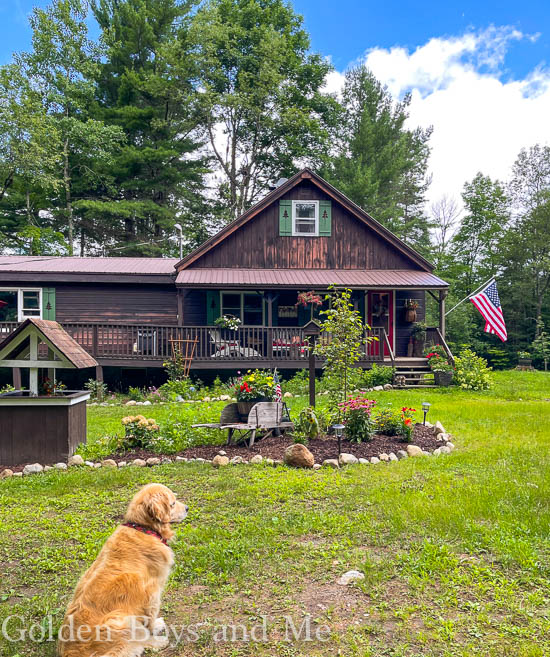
[339,396,376,443]
[284,369,309,396]
[292,406,320,443]
[0,383,15,394]
[454,348,492,390]
[120,415,160,449]
[159,378,199,401]
[128,386,146,402]
[373,406,417,441]
[84,378,108,401]
[361,363,395,387]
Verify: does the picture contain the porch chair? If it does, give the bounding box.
[208,329,262,358]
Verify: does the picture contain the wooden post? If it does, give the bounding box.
[29,333,38,396]
[177,289,184,327]
[439,290,448,339]
[92,324,99,357]
[266,294,273,360]
[12,367,21,390]
[308,335,316,407]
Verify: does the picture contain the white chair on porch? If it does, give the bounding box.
[208,329,262,358]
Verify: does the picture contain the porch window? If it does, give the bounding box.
[292,200,318,236]
[0,289,42,322]
[220,292,264,326]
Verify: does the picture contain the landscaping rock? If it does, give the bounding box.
[313,463,322,470]
[373,385,384,391]
[396,450,408,460]
[406,445,423,457]
[132,458,147,467]
[433,421,445,436]
[378,453,390,462]
[68,455,84,467]
[438,432,451,442]
[422,450,431,456]
[195,458,206,463]
[44,465,53,471]
[358,458,370,465]
[143,400,152,406]
[389,452,398,462]
[339,453,359,466]
[370,456,380,464]
[161,457,172,464]
[101,459,117,468]
[446,442,455,451]
[146,457,161,466]
[433,448,442,456]
[250,454,264,464]
[125,400,137,406]
[212,455,230,467]
[440,445,451,454]
[219,395,231,401]
[13,472,23,477]
[283,391,293,398]
[118,461,127,468]
[337,570,365,586]
[284,444,315,468]
[218,450,227,456]
[84,461,94,467]
[230,456,245,465]
[274,459,284,466]
[23,463,43,475]
[323,459,340,469]
[93,463,102,468]
[383,383,393,390]
[175,456,188,462]
[0,469,14,479]
[54,462,68,471]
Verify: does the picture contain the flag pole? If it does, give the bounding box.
[445,276,495,317]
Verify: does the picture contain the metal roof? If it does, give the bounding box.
[176,268,449,288]
[0,256,178,275]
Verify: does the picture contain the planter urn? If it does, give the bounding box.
[434,371,453,386]
[405,309,417,323]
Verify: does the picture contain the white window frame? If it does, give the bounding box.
[292,200,319,236]
[0,288,42,322]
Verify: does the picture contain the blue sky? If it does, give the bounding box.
[1,1,550,206]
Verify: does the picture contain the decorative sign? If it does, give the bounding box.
[278,305,298,318]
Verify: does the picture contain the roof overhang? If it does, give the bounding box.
[176,269,449,289]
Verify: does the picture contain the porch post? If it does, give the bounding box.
[177,289,184,327]
[439,289,448,338]
[12,367,21,390]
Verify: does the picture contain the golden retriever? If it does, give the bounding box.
[58,483,188,657]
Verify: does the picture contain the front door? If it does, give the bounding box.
[367,291,394,357]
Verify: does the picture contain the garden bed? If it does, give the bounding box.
[96,423,440,466]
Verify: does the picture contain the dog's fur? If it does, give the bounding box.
[58,483,187,657]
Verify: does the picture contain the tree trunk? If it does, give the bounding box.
[63,136,74,256]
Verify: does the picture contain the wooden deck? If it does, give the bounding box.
[0,322,392,369]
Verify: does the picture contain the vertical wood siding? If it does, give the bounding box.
[395,289,426,357]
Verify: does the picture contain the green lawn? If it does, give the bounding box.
[1,370,550,656]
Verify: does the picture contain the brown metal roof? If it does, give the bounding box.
[0,318,98,369]
[176,268,448,289]
[0,256,178,275]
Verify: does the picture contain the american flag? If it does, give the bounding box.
[470,279,508,342]
[273,370,282,402]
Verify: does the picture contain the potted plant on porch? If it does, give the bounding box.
[404,299,418,323]
[215,314,242,339]
[411,321,427,357]
[234,370,276,418]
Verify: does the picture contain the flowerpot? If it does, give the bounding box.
[434,371,453,386]
[518,358,532,368]
[413,338,425,357]
[405,309,417,322]
[221,328,238,340]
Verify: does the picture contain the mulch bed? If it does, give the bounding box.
[0,424,440,472]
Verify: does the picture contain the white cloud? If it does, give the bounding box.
[329,26,550,209]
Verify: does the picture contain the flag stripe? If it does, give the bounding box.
[472,295,506,333]
[469,279,507,342]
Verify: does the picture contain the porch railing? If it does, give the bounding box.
[426,327,455,365]
[0,322,388,364]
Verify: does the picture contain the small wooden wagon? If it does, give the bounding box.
[192,401,293,447]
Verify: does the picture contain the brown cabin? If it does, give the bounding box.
[0,169,451,386]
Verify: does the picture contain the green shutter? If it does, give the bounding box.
[319,200,332,236]
[206,291,221,325]
[42,288,56,320]
[279,199,292,236]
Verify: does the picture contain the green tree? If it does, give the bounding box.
[322,66,432,249]
[89,0,211,256]
[19,0,125,255]
[314,287,369,403]
[191,0,337,220]
[532,320,550,371]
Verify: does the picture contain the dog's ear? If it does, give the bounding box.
[145,492,171,524]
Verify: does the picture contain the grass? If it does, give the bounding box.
[1,370,550,656]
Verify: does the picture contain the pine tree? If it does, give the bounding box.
[322,66,432,250]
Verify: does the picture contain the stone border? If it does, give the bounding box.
[0,420,455,479]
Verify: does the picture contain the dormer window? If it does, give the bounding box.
[292,201,318,236]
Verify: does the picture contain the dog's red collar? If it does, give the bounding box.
[122,522,168,546]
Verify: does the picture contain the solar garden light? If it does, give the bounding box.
[333,423,345,455]
[422,402,431,426]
